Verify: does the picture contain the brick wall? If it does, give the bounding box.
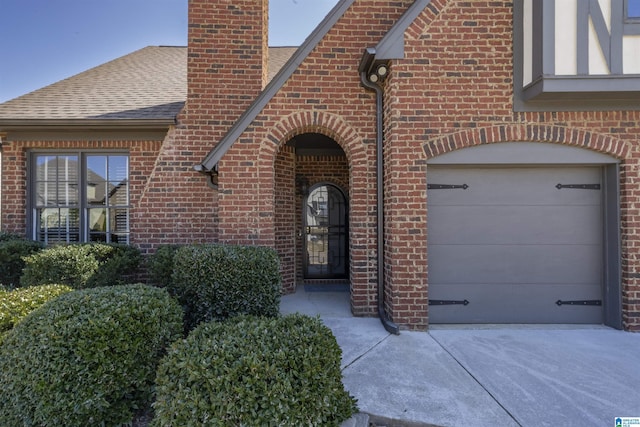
[4,0,638,330]
[132,0,269,251]
[214,0,413,316]
[0,137,162,241]
[381,0,640,330]
[274,145,296,292]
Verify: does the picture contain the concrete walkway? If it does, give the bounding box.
[280,287,640,427]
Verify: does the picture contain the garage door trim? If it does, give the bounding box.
[426,142,621,329]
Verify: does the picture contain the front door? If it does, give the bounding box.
[303,183,348,279]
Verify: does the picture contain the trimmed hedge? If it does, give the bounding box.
[20,243,141,289]
[153,314,357,426]
[169,244,281,330]
[0,235,43,289]
[147,244,181,287]
[0,284,183,427]
[0,284,73,336]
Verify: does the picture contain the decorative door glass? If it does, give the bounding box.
[304,184,348,279]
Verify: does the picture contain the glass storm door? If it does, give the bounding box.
[303,184,348,279]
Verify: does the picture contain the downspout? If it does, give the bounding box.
[360,53,400,335]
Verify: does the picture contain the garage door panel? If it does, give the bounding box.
[428,167,601,206]
[429,283,603,324]
[429,244,602,285]
[427,205,602,245]
[427,165,604,324]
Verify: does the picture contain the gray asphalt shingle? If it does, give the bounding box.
[0,45,297,122]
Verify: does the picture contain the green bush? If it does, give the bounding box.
[153,314,357,426]
[0,284,183,427]
[0,236,43,289]
[147,244,181,287]
[0,231,29,242]
[0,284,73,336]
[169,244,281,330]
[20,243,141,289]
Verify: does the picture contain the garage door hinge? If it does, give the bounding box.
[555,183,600,190]
[555,299,602,306]
[427,183,469,190]
[430,299,470,306]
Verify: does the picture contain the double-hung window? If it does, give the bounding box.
[31,152,130,244]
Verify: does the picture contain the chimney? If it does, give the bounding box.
[186,0,269,128]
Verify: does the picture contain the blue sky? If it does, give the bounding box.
[0,0,339,103]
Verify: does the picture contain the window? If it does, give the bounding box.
[625,0,640,34]
[627,0,640,19]
[32,152,130,244]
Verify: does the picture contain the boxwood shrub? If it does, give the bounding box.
[153,314,357,426]
[0,234,43,289]
[20,243,141,289]
[0,284,73,337]
[0,284,183,427]
[147,244,181,287]
[169,244,281,330]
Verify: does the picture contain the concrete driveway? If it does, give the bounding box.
[280,289,640,426]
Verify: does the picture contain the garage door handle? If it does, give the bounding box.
[427,183,469,190]
[555,299,602,306]
[555,183,600,190]
[430,299,470,306]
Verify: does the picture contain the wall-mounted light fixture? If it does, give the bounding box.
[368,62,390,84]
[295,174,309,196]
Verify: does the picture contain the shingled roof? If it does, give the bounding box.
[0,45,297,126]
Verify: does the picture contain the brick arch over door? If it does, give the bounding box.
[422,124,629,159]
[259,111,367,165]
[260,112,379,315]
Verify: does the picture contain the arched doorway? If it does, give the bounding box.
[303,183,349,280]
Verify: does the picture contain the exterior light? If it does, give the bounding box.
[369,73,379,83]
[376,64,388,77]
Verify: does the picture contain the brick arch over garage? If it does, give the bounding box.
[421,123,640,330]
[422,124,630,159]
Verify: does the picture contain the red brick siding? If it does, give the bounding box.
[7,0,637,331]
[214,1,413,316]
[131,127,219,252]
[274,145,296,292]
[378,0,640,330]
[131,0,269,251]
[1,137,162,243]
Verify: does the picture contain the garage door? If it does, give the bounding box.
[427,166,604,324]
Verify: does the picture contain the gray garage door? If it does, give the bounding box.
[428,166,604,324]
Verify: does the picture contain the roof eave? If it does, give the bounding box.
[198,0,357,172]
[374,0,432,60]
[0,118,177,131]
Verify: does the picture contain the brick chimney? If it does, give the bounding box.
[131,0,269,249]
[186,0,269,130]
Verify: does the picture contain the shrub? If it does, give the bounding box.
[20,243,141,289]
[169,244,281,330]
[0,284,183,427]
[147,244,181,287]
[0,284,73,336]
[0,236,44,289]
[153,314,357,426]
[0,231,23,242]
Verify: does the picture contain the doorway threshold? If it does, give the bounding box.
[302,280,350,292]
